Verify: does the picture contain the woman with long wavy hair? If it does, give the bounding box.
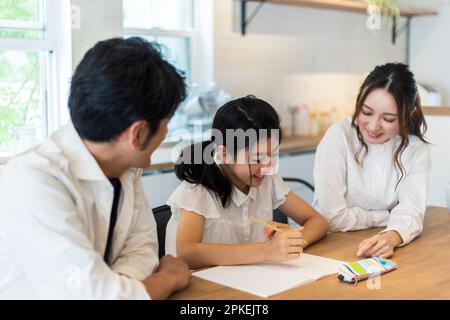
[313,63,431,259]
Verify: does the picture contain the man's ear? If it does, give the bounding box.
[127,120,149,150]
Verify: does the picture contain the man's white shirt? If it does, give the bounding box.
[0,122,158,299]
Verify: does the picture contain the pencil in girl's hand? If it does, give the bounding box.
[250,215,309,246]
[249,215,281,232]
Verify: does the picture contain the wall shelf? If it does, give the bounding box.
[240,0,437,47]
[423,107,450,117]
[243,0,437,17]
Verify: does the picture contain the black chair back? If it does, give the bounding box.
[272,177,315,224]
[152,204,172,259]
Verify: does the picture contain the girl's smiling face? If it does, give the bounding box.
[222,136,280,194]
[357,88,400,144]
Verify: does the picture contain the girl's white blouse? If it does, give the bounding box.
[165,174,290,256]
[312,118,431,245]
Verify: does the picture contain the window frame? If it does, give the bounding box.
[122,0,213,89]
[0,0,72,157]
[0,0,45,30]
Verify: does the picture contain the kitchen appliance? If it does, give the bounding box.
[417,83,442,107]
[163,85,232,145]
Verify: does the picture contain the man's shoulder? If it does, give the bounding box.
[0,129,81,198]
[6,137,68,176]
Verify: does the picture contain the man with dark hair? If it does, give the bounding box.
[0,37,190,299]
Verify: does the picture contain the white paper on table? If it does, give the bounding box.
[192,253,344,298]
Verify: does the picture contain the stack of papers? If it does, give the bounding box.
[193,253,344,298]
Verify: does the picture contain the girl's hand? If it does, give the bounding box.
[357,231,403,259]
[263,221,305,241]
[264,228,304,263]
[262,221,292,239]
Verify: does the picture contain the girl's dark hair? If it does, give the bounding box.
[175,95,281,207]
[351,62,428,189]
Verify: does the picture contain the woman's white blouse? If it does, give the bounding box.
[312,118,431,245]
[165,174,290,256]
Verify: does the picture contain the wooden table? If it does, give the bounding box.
[171,206,450,300]
[423,107,450,117]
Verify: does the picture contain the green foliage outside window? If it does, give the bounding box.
[0,0,42,149]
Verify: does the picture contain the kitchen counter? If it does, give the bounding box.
[423,106,450,116]
[144,135,322,172]
[143,106,450,172]
[0,135,322,169]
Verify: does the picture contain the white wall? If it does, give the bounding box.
[409,4,450,207]
[214,0,408,109]
[71,0,123,68]
[424,115,450,207]
[68,0,409,116]
[410,5,450,105]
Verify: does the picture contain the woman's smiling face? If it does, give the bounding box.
[357,88,400,144]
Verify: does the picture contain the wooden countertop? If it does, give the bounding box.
[2,106,446,169]
[423,107,450,117]
[171,206,450,300]
[145,135,322,172]
[0,135,321,169]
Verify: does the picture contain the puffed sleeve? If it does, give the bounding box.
[166,181,222,220]
[271,174,290,209]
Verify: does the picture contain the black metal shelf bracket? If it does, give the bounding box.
[392,15,412,64]
[392,16,411,45]
[240,0,266,35]
[240,1,413,62]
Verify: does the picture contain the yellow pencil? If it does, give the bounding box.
[249,215,308,246]
[249,215,281,232]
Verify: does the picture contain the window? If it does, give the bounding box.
[123,0,194,85]
[123,0,214,139]
[0,0,71,156]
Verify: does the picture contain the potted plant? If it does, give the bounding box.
[366,0,399,16]
[364,0,399,30]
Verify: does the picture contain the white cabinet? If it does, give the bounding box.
[424,115,450,207]
[141,170,180,208]
[278,151,316,205]
[278,151,316,227]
